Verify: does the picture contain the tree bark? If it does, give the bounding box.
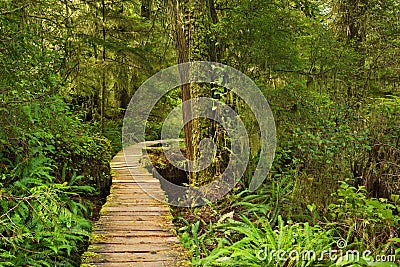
[171,0,226,186]
[170,0,196,176]
[101,0,106,133]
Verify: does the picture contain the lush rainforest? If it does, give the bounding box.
[0,0,399,266]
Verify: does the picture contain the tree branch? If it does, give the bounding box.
[0,4,29,16]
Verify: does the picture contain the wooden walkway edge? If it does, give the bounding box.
[81,142,186,267]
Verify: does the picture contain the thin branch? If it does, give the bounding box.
[0,195,36,220]
[0,4,29,16]
[26,15,62,27]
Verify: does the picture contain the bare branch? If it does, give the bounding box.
[0,5,30,16]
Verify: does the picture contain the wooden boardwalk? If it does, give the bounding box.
[82,142,185,267]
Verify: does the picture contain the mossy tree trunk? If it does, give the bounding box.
[171,0,226,186]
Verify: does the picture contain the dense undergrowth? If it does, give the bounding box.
[0,13,116,266]
[0,97,114,266]
[1,0,400,266]
[173,181,400,266]
[169,93,400,266]
[157,86,400,266]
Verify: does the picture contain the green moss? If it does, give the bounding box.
[90,233,107,243]
[81,251,100,265]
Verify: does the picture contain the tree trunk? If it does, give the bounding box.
[170,0,194,165]
[101,0,106,133]
[171,0,225,186]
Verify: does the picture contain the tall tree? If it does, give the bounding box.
[101,0,107,132]
[170,0,227,186]
[170,0,193,164]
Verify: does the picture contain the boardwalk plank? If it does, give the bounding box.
[90,252,175,262]
[92,230,175,237]
[92,261,171,267]
[99,215,170,221]
[81,142,185,267]
[93,236,179,244]
[90,243,172,253]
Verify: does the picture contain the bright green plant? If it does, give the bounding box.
[328,181,400,255]
[198,215,335,266]
[0,153,93,266]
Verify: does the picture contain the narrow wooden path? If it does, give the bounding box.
[82,141,184,267]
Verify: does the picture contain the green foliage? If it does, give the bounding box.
[273,92,400,214]
[232,174,294,226]
[103,119,123,156]
[145,89,182,140]
[0,2,112,265]
[0,97,110,266]
[328,181,400,253]
[201,216,334,266]
[1,0,400,266]
[0,97,112,196]
[217,0,303,73]
[177,182,400,266]
[0,93,110,265]
[0,149,94,266]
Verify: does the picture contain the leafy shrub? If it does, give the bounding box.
[0,10,113,266]
[0,100,111,266]
[177,181,400,266]
[0,154,93,266]
[328,181,400,255]
[198,215,335,266]
[103,119,123,156]
[0,97,112,197]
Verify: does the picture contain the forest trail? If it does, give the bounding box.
[82,141,185,267]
